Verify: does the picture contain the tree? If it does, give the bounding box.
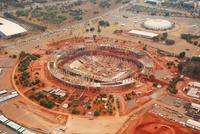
[86,103,92,109]
[94,109,100,116]
[179,51,186,58]
[97,26,101,33]
[162,32,168,39]
[194,41,198,46]
[40,100,55,109]
[12,54,17,59]
[169,87,178,94]
[126,94,132,100]
[143,45,147,51]
[19,51,27,59]
[71,109,80,114]
[178,63,183,73]
[165,39,175,45]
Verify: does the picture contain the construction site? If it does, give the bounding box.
[11,37,173,117]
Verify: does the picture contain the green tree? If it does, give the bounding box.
[94,109,100,116]
[71,109,80,114]
[178,63,183,73]
[179,51,186,58]
[162,32,168,39]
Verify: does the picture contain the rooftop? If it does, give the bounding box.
[0,17,27,37]
[128,30,158,38]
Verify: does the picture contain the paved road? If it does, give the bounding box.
[1,0,136,52]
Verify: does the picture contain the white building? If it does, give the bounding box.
[144,0,164,5]
[128,30,158,39]
[188,82,200,88]
[0,17,27,39]
[191,103,200,112]
[186,119,200,130]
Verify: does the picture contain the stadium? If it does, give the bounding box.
[47,42,154,89]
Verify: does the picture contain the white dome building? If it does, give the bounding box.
[143,19,173,30]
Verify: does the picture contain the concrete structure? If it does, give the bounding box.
[128,30,158,39]
[187,87,199,99]
[188,82,200,88]
[0,90,7,95]
[0,114,35,134]
[47,44,147,89]
[0,17,27,39]
[186,119,200,130]
[143,19,173,31]
[0,90,18,102]
[191,103,200,112]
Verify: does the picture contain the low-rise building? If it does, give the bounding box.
[128,30,158,39]
[186,119,200,130]
[0,17,27,39]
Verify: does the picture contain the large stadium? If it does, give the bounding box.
[47,42,154,89]
[13,37,171,117]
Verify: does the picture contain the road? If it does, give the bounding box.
[116,87,166,134]
[1,0,136,52]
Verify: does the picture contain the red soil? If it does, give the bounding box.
[131,113,199,134]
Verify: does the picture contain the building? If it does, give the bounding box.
[0,17,27,39]
[187,88,199,99]
[144,0,164,5]
[128,30,158,39]
[186,119,200,130]
[191,103,200,112]
[0,114,35,134]
[188,82,200,88]
[143,19,173,31]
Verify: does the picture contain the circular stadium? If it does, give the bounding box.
[143,19,173,31]
[47,43,153,89]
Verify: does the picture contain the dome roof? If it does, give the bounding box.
[143,19,173,30]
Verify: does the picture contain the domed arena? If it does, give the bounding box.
[143,19,173,30]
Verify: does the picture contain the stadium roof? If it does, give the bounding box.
[0,17,27,37]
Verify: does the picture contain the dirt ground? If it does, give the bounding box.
[125,113,199,134]
[66,115,128,134]
[0,97,67,133]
